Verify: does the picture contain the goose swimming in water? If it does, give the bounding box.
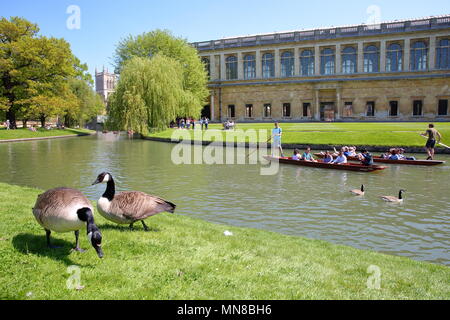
[32,187,103,258]
[350,185,365,196]
[381,189,406,203]
[92,172,176,231]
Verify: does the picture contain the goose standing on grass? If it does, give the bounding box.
[32,188,104,258]
[381,190,406,203]
[92,172,176,231]
[350,185,365,196]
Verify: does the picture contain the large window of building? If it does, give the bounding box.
[227,105,236,118]
[438,99,448,116]
[386,43,403,72]
[283,103,291,117]
[264,104,272,118]
[320,48,335,75]
[437,39,450,69]
[281,51,294,77]
[389,101,399,116]
[410,41,428,71]
[303,103,311,117]
[262,53,275,78]
[246,104,253,118]
[300,50,314,76]
[341,47,357,74]
[201,57,210,77]
[226,56,238,80]
[243,54,256,79]
[364,45,379,73]
[343,102,353,117]
[413,100,423,116]
[366,101,375,117]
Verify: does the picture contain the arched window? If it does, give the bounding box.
[364,45,379,73]
[410,41,428,71]
[437,39,450,69]
[281,51,294,77]
[386,43,402,72]
[320,48,335,75]
[243,54,256,79]
[262,53,274,78]
[201,57,210,77]
[341,47,357,74]
[226,56,238,80]
[300,50,314,76]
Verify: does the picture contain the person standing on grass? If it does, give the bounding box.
[5,119,10,130]
[421,124,442,160]
[271,122,284,157]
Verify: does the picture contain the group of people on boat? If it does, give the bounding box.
[380,148,416,161]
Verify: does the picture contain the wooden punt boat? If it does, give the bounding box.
[314,153,445,166]
[263,156,387,172]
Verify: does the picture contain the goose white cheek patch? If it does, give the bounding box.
[87,232,93,243]
[103,174,110,182]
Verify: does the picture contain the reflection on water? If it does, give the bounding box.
[0,133,449,266]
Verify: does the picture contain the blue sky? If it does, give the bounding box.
[1,0,449,76]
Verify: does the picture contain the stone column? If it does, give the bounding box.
[294,47,300,76]
[255,50,262,78]
[220,53,226,80]
[429,36,436,70]
[404,39,410,71]
[315,89,320,120]
[210,91,215,121]
[314,45,321,75]
[274,49,281,78]
[380,40,386,72]
[357,42,364,73]
[336,87,342,120]
[237,52,244,80]
[335,43,342,74]
[210,55,217,80]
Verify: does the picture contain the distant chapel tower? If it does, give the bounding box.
[95,67,118,105]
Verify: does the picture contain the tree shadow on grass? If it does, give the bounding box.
[12,233,77,266]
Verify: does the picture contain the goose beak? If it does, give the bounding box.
[95,245,104,258]
[92,178,101,186]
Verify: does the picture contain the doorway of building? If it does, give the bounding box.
[201,105,211,119]
[320,102,335,121]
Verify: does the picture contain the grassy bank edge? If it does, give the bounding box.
[0,128,95,142]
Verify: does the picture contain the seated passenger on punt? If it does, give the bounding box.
[323,151,334,163]
[302,147,316,162]
[292,149,301,161]
[332,151,347,164]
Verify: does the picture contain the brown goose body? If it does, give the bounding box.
[381,190,405,203]
[33,188,93,233]
[97,191,176,225]
[350,185,365,196]
[93,172,176,229]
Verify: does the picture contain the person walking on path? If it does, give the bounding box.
[271,122,284,157]
[421,124,442,160]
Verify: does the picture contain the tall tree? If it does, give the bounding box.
[108,55,189,133]
[114,29,209,122]
[0,17,76,128]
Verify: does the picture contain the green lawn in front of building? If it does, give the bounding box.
[147,122,450,147]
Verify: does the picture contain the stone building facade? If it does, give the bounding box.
[194,15,450,122]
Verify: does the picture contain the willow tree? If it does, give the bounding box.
[114,29,209,120]
[107,55,190,134]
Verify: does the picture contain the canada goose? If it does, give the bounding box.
[92,172,176,231]
[32,188,103,258]
[381,189,406,203]
[350,185,365,196]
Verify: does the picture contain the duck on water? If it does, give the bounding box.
[92,172,176,231]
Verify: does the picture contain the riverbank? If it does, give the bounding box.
[0,182,448,300]
[145,122,450,153]
[0,128,95,143]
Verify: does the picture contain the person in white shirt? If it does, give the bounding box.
[271,122,284,157]
[332,151,347,164]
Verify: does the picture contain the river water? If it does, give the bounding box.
[0,133,449,265]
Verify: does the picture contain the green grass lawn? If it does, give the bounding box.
[0,182,449,300]
[147,122,450,147]
[0,128,94,141]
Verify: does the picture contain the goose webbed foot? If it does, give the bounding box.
[46,229,62,249]
[141,220,150,232]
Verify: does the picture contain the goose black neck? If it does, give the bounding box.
[77,208,96,230]
[103,178,115,201]
[399,191,403,200]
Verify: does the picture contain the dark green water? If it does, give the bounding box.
[0,133,449,265]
